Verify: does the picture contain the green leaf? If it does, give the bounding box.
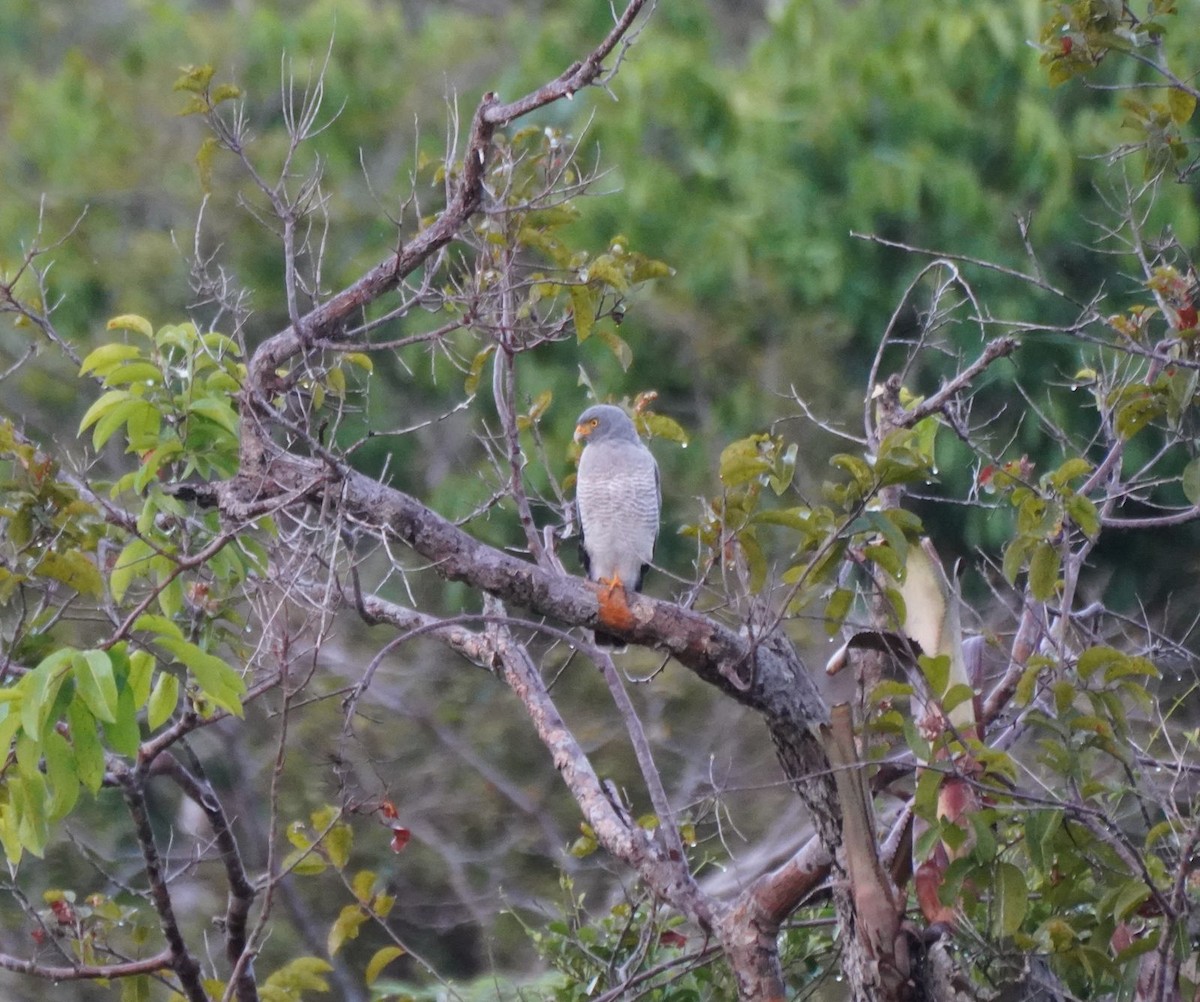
[66,700,105,793]
[120,975,152,1002]
[463,345,495,396]
[147,672,180,731]
[112,538,156,602]
[79,343,143,378]
[596,327,633,371]
[43,729,79,821]
[1064,493,1099,539]
[864,542,903,580]
[327,904,367,956]
[1168,87,1197,125]
[1024,809,1061,873]
[912,767,943,820]
[92,398,156,451]
[1077,645,1123,679]
[1049,457,1093,487]
[187,396,239,436]
[1183,458,1200,507]
[72,650,119,724]
[992,861,1029,938]
[21,648,74,739]
[0,708,23,765]
[78,389,134,435]
[569,285,597,341]
[351,869,377,902]
[209,82,242,104]
[35,551,103,598]
[281,846,327,877]
[364,945,406,986]
[638,412,689,444]
[1014,662,1041,707]
[102,686,141,758]
[325,822,353,870]
[569,833,598,857]
[262,956,332,995]
[173,65,215,93]
[133,612,184,641]
[919,654,950,699]
[106,314,155,339]
[1028,542,1059,600]
[156,572,184,620]
[102,362,164,387]
[13,770,50,857]
[720,435,772,487]
[824,587,854,634]
[942,683,975,715]
[134,440,184,493]
[127,650,156,709]
[628,253,674,283]
[1111,877,1151,921]
[153,637,245,717]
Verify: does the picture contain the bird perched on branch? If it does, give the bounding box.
[574,404,661,648]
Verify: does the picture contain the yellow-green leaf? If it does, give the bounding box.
[263,956,332,994]
[187,397,239,436]
[106,314,155,339]
[1168,87,1197,125]
[80,343,142,377]
[281,846,327,877]
[127,650,156,709]
[365,946,406,986]
[111,538,154,603]
[152,636,245,717]
[325,822,353,870]
[79,390,134,435]
[73,650,118,724]
[351,869,377,902]
[147,672,180,731]
[327,904,367,957]
[21,648,74,739]
[1028,541,1059,601]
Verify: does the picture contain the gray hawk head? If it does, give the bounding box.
[573,404,641,446]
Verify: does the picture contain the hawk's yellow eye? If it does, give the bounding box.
[588,418,599,429]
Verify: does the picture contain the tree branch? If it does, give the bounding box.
[152,753,259,1002]
[115,766,209,1002]
[0,948,173,981]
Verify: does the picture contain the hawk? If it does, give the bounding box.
[574,404,661,647]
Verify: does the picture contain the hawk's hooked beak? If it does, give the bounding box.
[573,423,591,443]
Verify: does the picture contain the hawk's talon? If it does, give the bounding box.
[599,573,625,600]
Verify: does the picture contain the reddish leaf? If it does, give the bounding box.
[659,930,687,948]
[389,827,411,853]
[49,899,75,926]
[379,800,399,820]
[915,859,956,926]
